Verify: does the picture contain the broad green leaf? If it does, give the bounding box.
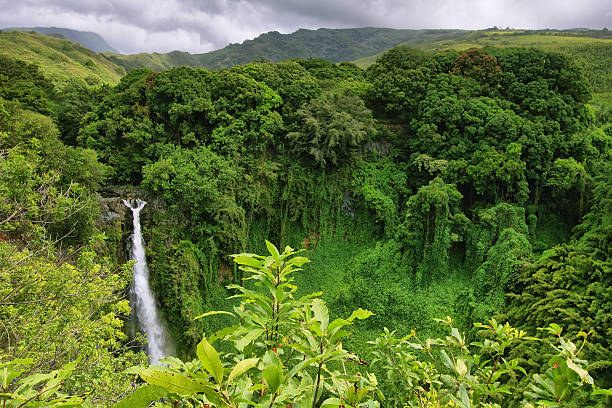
[285,256,309,267]
[440,349,455,371]
[451,327,464,345]
[15,372,55,389]
[197,335,224,385]
[139,368,213,395]
[265,240,280,261]
[347,308,374,322]
[112,385,168,408]
[123,365,146,375]
[327,318,352,335]
[235,328,265,351]
[41,360,78,400]
[320,397,342,407]
[312,299,329,333]
[262,364,283,394]
[227,358,259,384]
[233,255,263,268]
[249,384,265,392]
[566,359,593,384]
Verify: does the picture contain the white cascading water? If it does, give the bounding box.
[123,199,172,364]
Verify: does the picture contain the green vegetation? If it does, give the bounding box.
[114,243,609,408]
[3,26,118,53]
[354,30,612,94]
[0,26,610,408]
[0,31,124,85]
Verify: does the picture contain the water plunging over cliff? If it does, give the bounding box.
[123,199,173,364]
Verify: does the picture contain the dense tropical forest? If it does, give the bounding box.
[0,28,611,407]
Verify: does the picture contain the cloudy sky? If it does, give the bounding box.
[1,0,610,54]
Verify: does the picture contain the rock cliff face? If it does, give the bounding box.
[95,186,168,264]
[97,196,128,226]
[97,186,166,223]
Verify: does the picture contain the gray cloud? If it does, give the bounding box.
[0,0,610,54]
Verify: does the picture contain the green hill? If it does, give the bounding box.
[0,30,125,85]
[106,27,468,71]
[2,26,118,53]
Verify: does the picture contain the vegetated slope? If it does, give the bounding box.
[0,31,125,84]
[105,27,467,71]
[1,34,611,406]
[2,26,118,53]
[353,29,612,92]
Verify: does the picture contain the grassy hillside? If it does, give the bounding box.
[3,26,118,53]
[354,30,612,92]
[0,31,125,85]
[106,27,468,71]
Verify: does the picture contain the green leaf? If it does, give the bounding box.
[262,364,283,394]
[312,299,329,333]
[456,358,468,378]
[249,384,265,392]
[566,359,593,385]
[440,349,455,371]
[139,368,213,395]
[266,240,280,261]
[123,365,147,375]
[459,384,471,408]
[320,397,342,407]
[197,335,224,385]
[347,308,374,322]
[41,360,78,400]
[286,256,309,267]
[194,310,236,320]
[451,327,464,345]
[233,255,263,269]
[235,328,265,351]
[327,318,352,334]
[227,358,259,385]
[209,325,240,344]
[112,385,169,408]
[286,350,344,381]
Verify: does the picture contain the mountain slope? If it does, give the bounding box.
[2,26,118,53]
[106,27,468,71]
[0,31,125,85]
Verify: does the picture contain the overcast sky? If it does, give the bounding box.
[1,0,610,54]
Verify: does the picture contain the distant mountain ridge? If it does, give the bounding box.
[1,26,610,93]
[2,26,118,53]
[105,27,468,71]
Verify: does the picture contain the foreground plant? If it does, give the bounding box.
[0,357,87,407]
[523,324,611,407]
[117,241,376,407]
[369,318,611,408]
[369,317,535,408]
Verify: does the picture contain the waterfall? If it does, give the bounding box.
[123,199,173,364]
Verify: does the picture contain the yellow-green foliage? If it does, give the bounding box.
[0,31,125,85]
